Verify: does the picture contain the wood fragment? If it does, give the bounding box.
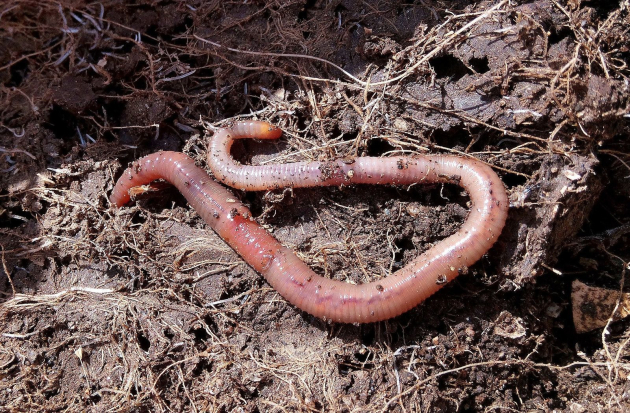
[571,280,630,333]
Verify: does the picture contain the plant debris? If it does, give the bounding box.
[1,0,629,411]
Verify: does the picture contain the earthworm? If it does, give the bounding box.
[111,121,508,323]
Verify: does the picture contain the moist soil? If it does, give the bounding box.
[1,1,630,411]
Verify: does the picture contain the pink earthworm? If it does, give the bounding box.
[111,121,508,323]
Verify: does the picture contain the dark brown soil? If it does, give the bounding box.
[1,0,629,411]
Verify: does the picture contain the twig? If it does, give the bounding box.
[381,358,630,411]
[0,146,37,160]
[1,245,16,296]
[193,0,509,88]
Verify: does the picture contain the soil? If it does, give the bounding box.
[1,0,629,411]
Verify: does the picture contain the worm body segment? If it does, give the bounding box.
[111,121,508,323]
